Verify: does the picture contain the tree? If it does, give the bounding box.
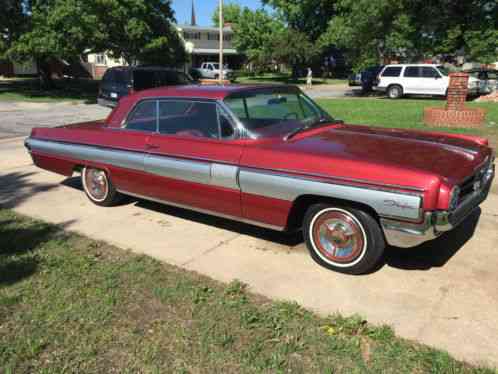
[270,28,318,76]
[319,0,498,71]
[262,0,338,42]
[0,0,30,58]
[8,0,187,87]
[212,2,242,27]
[231,8,284,69]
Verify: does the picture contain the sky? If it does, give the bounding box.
[171,0,263,27]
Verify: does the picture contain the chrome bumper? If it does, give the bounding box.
[381,164,494,248]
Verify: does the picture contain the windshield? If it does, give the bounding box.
[224,87,332,138]
[437,66,450,76]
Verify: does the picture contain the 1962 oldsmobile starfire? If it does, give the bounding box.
[25,85,495,274]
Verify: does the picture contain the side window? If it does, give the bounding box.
[125,100,157,132]
[404,66,419,78]
[421,67,440,78]
[224,97,247,119]
[133,70,157,91]
[217,106,235,139]
[158,101,220,139]
[382,67,402,77]
[102,69,115,83]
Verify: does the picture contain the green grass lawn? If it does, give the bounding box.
[235,73,346,86]
[0,78,99,103]
[0,209,496,373]
[317,98,498,138]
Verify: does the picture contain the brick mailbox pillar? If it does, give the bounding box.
[424,72,486,128]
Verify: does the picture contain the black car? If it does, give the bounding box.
[98,66,193,108]
[349,65,384,92]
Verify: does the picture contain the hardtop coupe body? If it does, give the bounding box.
[26,84,495,274]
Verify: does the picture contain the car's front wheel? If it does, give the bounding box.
[81,166,122,207]
[387,85,403,99]
[303,204,385,275]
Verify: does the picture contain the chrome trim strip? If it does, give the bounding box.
[27,138,145,172]
[117,189,285,231]
[28,138,424,221]
[242,165,426,193]
[239,168,423,221]
[145,154,211,185]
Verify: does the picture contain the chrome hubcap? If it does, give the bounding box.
[312,210,364,264]
[85,169,108,200]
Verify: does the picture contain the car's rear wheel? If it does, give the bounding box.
[81,166,122,207]
[387,85,403,99]
[303,204,385,275]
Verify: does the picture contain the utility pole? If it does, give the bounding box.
[218,0,224,83]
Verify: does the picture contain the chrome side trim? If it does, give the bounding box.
[211,163,240,189]
[117,189,285,231]
[239,168,423,221]
[27,138,144,171]
[145,154,211,185]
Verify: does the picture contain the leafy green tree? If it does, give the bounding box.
[270,28,318,76]
[212,2,242,27]
[231,8,284,69]
[0,0,30,58]
[262,0,337,42]
[8,0,186,87]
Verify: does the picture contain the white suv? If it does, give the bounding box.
[375,64,480,99]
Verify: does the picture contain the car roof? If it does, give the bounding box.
[107,65,183,72]
[130,84,299,100]
[384,64,441,67]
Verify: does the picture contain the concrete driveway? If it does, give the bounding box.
[1,108,498,367]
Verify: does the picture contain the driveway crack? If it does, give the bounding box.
[181,234,240,266]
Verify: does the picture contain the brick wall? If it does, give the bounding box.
[446,72,469,111]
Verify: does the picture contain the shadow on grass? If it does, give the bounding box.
[0,78,99,104]
[0,171,58,209]
[236,74,339,87]
[0,215,76,285]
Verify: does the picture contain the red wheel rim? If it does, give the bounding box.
[311,210,365,264]
[84,168,108,201]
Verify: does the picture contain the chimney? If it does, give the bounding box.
[191,0,197,26]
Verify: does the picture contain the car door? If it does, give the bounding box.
[102,99,158,194]
[143,98,243,218]
[401,66,420,94]
[420,66,445,95]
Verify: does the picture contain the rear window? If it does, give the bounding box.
[421,67,440,78]
[382,67,402,77]
[157,71,191,86]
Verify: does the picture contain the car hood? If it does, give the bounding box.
[271,124,491,186]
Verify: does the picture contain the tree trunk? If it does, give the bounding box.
[36,58,55,90]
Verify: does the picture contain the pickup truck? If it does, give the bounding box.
[194,62,234,80]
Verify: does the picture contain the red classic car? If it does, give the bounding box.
[25,85,495,274]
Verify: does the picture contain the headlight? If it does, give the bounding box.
[449,186,460,211]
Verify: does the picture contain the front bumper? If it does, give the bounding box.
[381,163,494,248]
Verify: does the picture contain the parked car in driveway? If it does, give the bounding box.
[97,66,193,108]
[349,65,384,92]
[375,64,480,99]
[25,85,495,274]
[193,62,234,80]
[466,68,498,95]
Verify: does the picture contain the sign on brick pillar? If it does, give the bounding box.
[446,72,469,111]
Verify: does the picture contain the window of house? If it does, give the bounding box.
[382,67,402,77]
[95,54,107,66]
[126,100,157,132]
